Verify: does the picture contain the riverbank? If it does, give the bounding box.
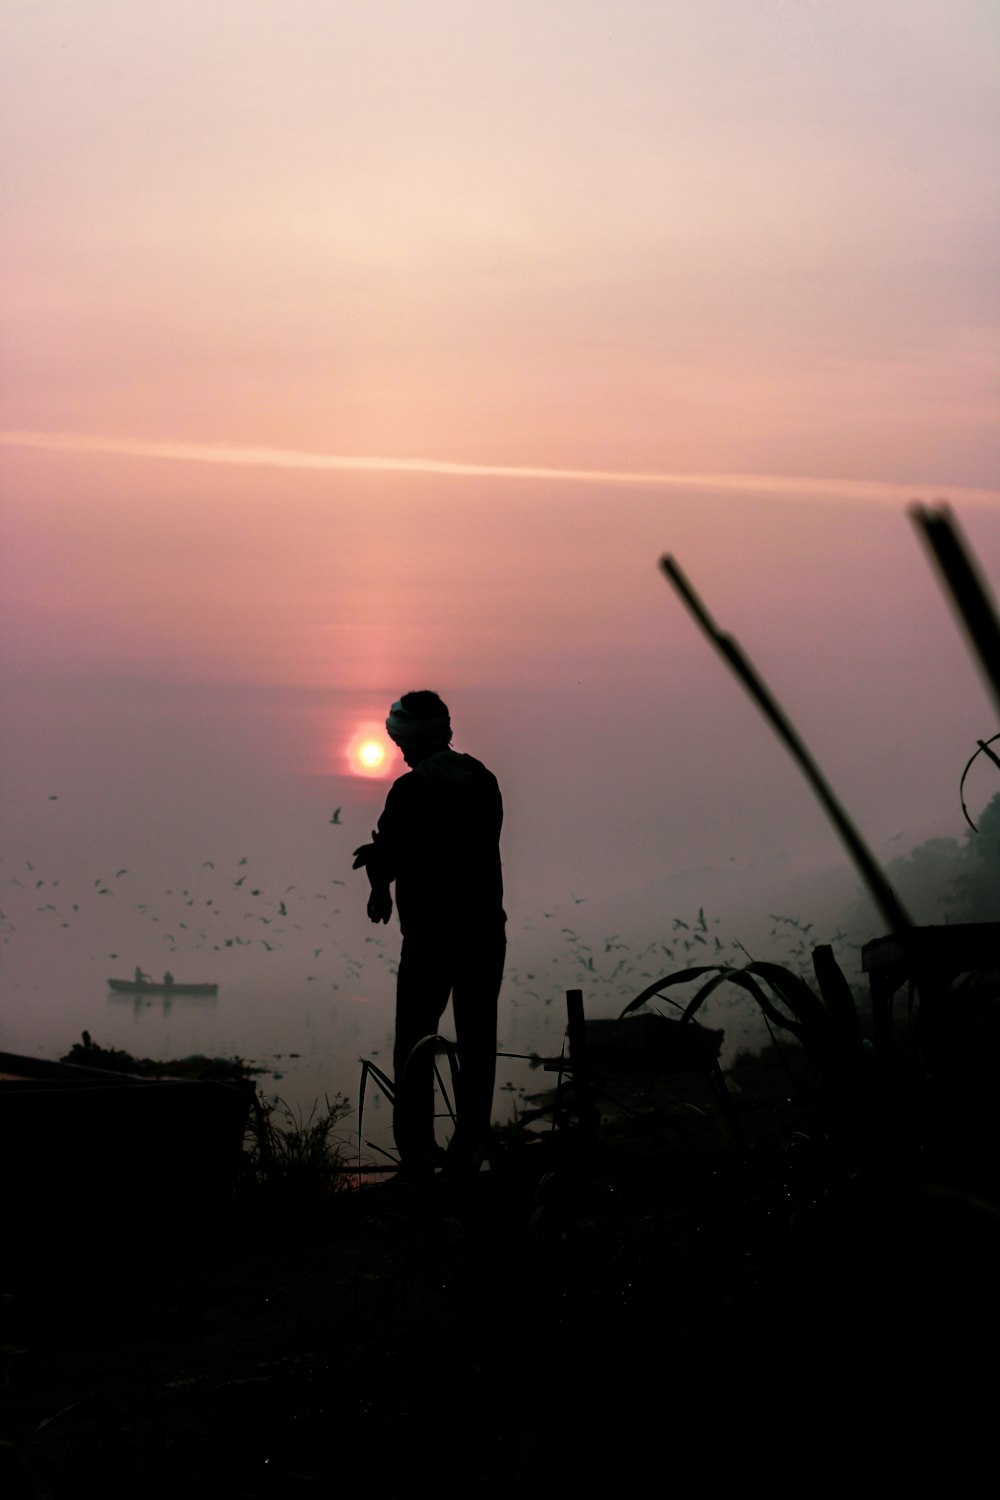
[2,1042,996,1497]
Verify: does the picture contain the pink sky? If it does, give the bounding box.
[2,1,997,484]
[1,4,999,1075]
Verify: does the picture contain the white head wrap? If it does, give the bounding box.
[385,699,452,747]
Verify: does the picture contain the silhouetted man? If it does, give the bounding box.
[352,691,506,1177]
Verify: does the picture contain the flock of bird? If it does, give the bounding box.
[1,795,851,1051]
[1,797,389,992]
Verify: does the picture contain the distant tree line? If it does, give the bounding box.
[847,791,1000,942]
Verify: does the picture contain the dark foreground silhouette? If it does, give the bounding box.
[2,1015,996,1498]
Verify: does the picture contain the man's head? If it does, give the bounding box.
[386,690,452,767]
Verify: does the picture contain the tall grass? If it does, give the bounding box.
[240,1093,355,1204]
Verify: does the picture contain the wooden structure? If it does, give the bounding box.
[862,922,1000,1048]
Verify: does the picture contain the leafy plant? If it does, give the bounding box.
[241,1093,354,1204]
[620,942,864,1077]
[654,516,1000,1167]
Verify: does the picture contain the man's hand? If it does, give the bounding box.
[352,832,378,871]
[367,885,392,924]
[354,831,391,920]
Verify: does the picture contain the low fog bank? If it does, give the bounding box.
[3,655,996,1083]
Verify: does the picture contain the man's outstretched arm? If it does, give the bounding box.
[352,832,393,923]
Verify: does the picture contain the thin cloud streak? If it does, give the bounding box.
[2,430,998,510]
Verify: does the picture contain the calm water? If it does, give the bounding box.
[1,894,772,1162]
[4,881,737,1161]
[1,741,821,1158]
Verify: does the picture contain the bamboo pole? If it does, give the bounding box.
[660,554,913,944]
[910,504,1000,723]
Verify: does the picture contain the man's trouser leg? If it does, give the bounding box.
[393,938,451,1167]
[449,932,505,1165]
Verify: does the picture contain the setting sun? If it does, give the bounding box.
[344,722,394,778]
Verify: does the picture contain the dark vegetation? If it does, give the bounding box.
[60,1030,265,1084]
[847,787,1000,935]
[56,1036,354,1213]
[2,505,998,1495]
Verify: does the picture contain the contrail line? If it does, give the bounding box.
[1,430,997,508]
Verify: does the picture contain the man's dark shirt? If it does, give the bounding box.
[370,749,505,939]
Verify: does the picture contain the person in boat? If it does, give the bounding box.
[352,691,506,1178]
[134,965,151,984]
[163,971,174,986]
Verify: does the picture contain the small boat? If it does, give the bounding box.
[107,978,219,994]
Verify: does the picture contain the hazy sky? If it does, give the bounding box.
[2,1,997,481]
[1,3,998,1078]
